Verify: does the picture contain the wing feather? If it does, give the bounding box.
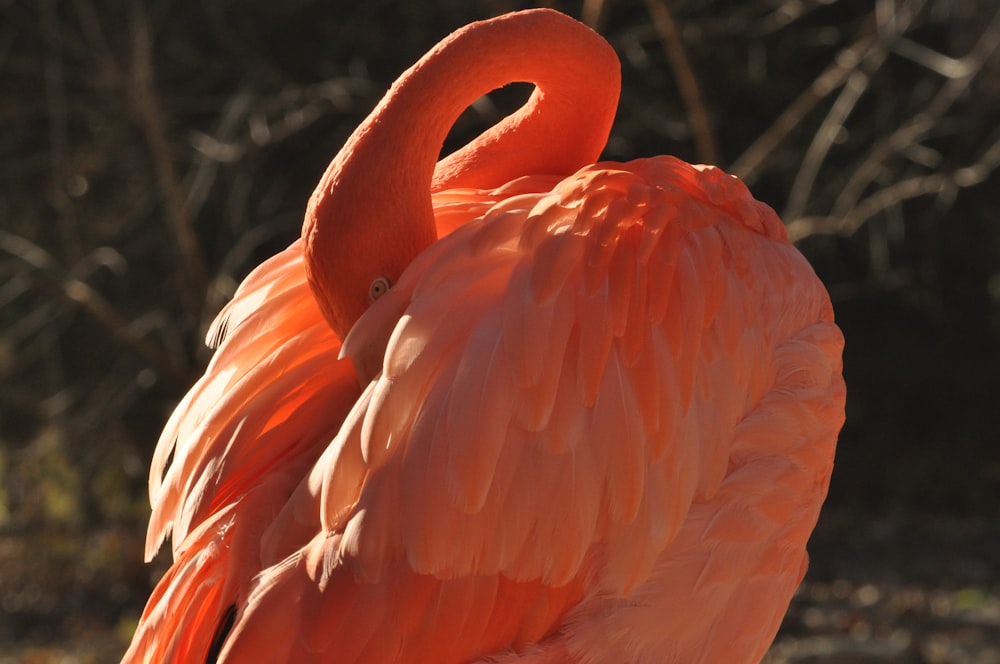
[591,353,645,525]
[627,325,663,437]
[134,156,844,663]
[607,224,636,337]
[145,242,356,560]
[445,307,517,511]
[575,277,615,405]
[316,158,795,603]
[507,233,584,431]
[505,240,578,389]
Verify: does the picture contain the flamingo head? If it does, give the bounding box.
[302,174,435,343]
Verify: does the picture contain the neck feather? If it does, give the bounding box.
[303,9,621,336]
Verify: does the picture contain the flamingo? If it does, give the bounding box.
[123,8,845,663]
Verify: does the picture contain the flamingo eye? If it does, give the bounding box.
[368,276,391,302]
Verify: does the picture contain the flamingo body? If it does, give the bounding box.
[124,9,845,664]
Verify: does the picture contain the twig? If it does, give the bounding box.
[789,173,950,241]
[832,5,1000,219]
[40,0,82,263]
[779,0,927,222]
[892,36,973,78]
[72,0,123,86]
[582,0,609,30]
[735,0,930,193]
[0,230,187,384]
[749,0,842,37]
[786,132,1000,242]
[782,51,887,221]
[128,4,208,312]
[730,25,879,184]
[184,89,257,223]
[644,0,719,165]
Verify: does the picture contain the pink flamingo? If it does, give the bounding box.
[123,8,845,663]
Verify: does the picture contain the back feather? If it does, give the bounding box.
[127,157,844,664]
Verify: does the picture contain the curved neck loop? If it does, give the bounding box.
[303,9,621,334]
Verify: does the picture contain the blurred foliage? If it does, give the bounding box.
[1,0,999,659]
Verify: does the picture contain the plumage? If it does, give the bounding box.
[123,8,845,664]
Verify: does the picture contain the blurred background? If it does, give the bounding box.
[1,0,998,661]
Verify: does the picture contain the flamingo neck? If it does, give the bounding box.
[303,9,621,338]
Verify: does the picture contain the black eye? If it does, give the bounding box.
[368,276,391,302]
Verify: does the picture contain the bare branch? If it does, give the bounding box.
[832,5,1000,219]
[644,0,720,165]
[0,230,187,384]
[40,0,82,263]
[892,37,974,78]
[749,0,846,37]
[730,26,878,183]
[127,4,208,312]
[787,131,1000,242]
[581,0,609,30]
[782,53,886,220]
[788,173,949,241]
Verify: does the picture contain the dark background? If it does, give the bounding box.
[1,0,998,661]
